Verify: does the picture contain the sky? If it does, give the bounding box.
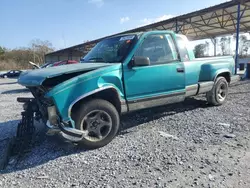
[0,0,229,50]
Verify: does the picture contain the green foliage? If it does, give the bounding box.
[0,46,5,54]
[0,46,6,60]
[194,44,207,58]
[233,34,250,56]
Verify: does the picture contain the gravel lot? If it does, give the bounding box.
[0,78,250,188]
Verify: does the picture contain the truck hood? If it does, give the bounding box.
[18,62,117,86]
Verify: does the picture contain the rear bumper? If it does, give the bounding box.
[230,75,241,85]
[198,81,214,94]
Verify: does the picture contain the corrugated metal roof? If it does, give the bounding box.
[46,0,250,57]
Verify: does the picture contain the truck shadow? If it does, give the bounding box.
[1,88,29,94]
[0,81,17,86]
[229,91,250,95]
[119,97,211,134]
[0,97,211,174]
[230,80,250,87]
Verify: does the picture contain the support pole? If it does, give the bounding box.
[235,2,241,74]
[175,19,178,33]
[214,39,216,57]
[211,38,217,56]
[247,62,250,79]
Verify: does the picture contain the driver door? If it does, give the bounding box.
[123,33,185,111]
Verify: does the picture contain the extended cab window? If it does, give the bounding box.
[176,35,190,61]
[135,34,178,65]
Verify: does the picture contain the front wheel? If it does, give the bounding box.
[73,99,120,149]
[206,76,228,106]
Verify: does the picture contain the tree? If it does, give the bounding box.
[228,37,232,55]
[0,46,5,54]
[30,39,54,65]
[194,44,206,58]
[233,34,249,56]
[242,40,250,56]
[205,41,210,56]
[0,46,7,60]
[0,46,6,55]
[0,39,55,70]
[220,37,230,55]
[239,35,247,56]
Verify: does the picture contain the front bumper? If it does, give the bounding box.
[46,120,84,142]
[47,105,85,141]
[58,122,85,142]
[17,97,84,142]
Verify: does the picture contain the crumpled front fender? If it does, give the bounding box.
[45,65,124,127]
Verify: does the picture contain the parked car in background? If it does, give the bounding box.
[28,61,53,69]
[52,60,78,67]
[0,70,22,78]
[40,62,53,68]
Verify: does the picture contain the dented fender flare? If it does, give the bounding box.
[68,85,126,120]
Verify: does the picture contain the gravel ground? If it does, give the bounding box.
[0,78,250,188]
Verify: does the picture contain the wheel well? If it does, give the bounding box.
[216,72,230,83]
[71,88,121,117]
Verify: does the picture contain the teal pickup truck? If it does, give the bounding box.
[18,30,239,149]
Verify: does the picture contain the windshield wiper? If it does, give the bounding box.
[88,57,105,62]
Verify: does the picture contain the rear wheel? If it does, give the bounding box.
[73,99,120,149]
[206,76,228,106]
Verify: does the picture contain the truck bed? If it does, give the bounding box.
[184,56,235,86]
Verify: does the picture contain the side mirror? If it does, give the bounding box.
[133,56,150,66]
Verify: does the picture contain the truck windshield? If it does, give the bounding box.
[81,35,137,63]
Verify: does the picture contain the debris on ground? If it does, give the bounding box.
[158,131,179,140]
[218,123,231,128]
[224,133,236,138]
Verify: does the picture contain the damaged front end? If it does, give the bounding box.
[17,62,121,143]
[16,63,113,142]
[17,85,86,143]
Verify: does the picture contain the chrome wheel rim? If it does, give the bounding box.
[80,110,112,142]
[217,83,227,102]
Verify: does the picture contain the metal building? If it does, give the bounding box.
[45,0,250,73]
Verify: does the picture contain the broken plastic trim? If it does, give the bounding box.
[1,99,37,170]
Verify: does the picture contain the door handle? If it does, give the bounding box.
[177,67,184,73]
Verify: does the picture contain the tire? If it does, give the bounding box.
[206,76,228,106]
[73,99,120,149]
